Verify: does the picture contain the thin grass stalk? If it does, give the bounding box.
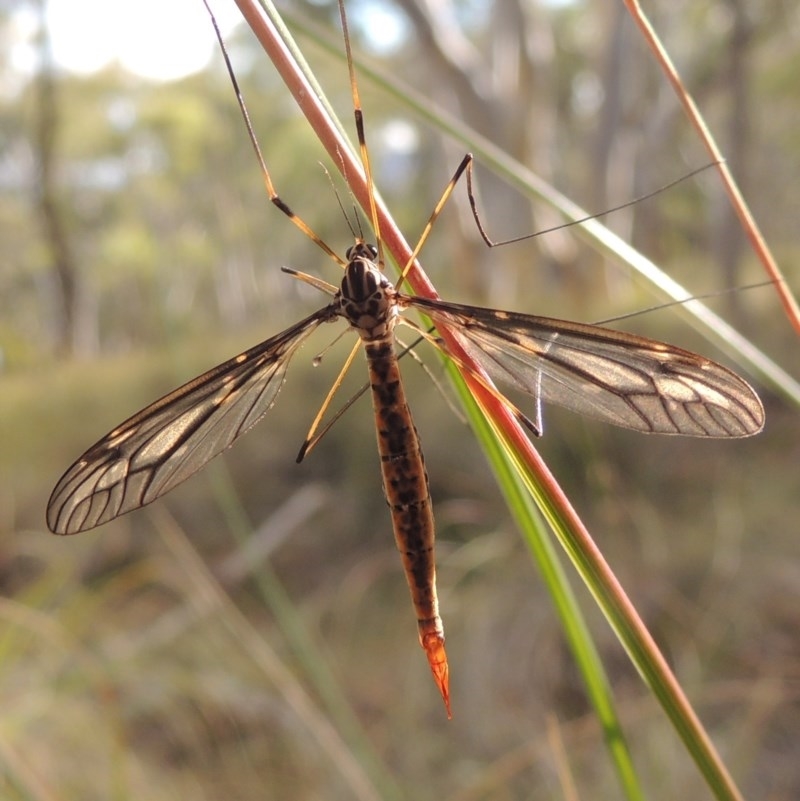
[230,1,752,798]
[203,460,405,801]
[445,361,645,801]
[467,384,746,801]
[0,731,61,801]
[151,505,387,801]
[622,0,800,336]
[280,8,800,407]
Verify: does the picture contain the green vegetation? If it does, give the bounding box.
[1,1,798,799]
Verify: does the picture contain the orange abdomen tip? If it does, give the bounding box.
[421,630,451,719]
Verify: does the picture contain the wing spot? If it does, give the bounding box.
[108,428,135,446]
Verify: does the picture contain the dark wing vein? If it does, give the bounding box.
[410,297,764,438]
[47,308,332,535]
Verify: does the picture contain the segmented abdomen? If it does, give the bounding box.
[364,338,450,715]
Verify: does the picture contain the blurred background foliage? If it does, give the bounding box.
[0,0,798,799]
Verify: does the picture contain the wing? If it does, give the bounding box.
[409,297,764,438]
[47,308,332,535]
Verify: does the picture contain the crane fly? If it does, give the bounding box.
[47,0,765,718]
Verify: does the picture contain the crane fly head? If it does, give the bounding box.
[338,242,399,340]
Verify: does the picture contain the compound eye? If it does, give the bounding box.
[345,243,379,262]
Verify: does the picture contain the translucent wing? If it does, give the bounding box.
[47,308,332,535]
[410,297,764,438]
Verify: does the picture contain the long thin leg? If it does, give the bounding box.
[336,0,385,267]
[296,338,363,463]
[202,0,345,268]
[396,154,473,289]
[465,158,720,248]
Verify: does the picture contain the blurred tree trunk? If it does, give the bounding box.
[32,0,81,357]
[391,0,556,304]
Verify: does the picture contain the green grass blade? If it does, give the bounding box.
[449,368,747,801]
[444,360,646,801]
